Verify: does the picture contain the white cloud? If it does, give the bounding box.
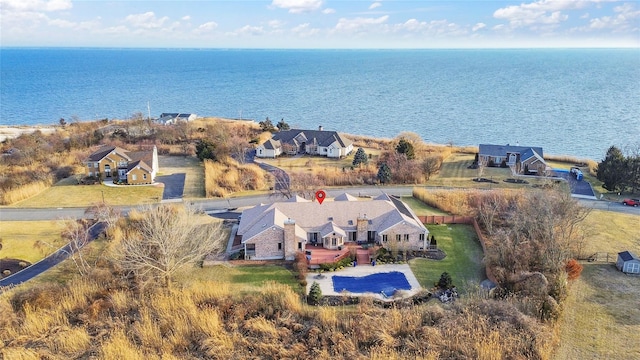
[291,23,319,37]
[472,23,486,31]
[335,15,389,32]
[569,2,640,32]
[0,0,72,12]
[182,15,191,21]
[271,0,323,14]
[236,25,265,36]
[369,2,382,10]
[124,12,169,29]
[195,21,218,33]
[322,8,335,14]
[493,0,576,28]
[268,19,285,28]
[580,12,590,19]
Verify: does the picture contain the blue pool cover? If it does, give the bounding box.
[332,271,411,297]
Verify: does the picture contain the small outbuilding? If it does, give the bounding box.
[616,251,640,274]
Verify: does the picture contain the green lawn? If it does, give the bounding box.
[11,180,163,208]
[409,224,485,293]
[180,264,300,293]
[401,195,448,216]
[0,221,66,263]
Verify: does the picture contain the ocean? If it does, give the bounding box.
[1,48,639,160]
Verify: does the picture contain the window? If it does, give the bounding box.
[143,174,147,180]
[88,172,93,177]
[348,232,357,241]
[348,220,353,225]
[419,233,425,241]
[404,234,410,242]
[132,174,137,181]
[396,234,401,242]
[278,243,282,250]
[298,242,302,250]
[382,235,388,243]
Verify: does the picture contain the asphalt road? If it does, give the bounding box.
[0,222,105,288]
[156,173,186,200]
[1,186,638,221]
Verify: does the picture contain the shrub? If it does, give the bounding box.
[438,272,453,290]
[565,259,583,280]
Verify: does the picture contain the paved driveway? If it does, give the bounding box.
[553,171,596,199]
[156,173,186,200]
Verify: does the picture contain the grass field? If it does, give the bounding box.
[554,210,640,359]
[157,155,205,199]
[400,195,448,216]
[179,264,300,293]
[259,147,382,175]
[10,179,163,208]
[409,224,485,293]
[0,221,65,263]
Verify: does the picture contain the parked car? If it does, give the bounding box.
[622,198,640,206]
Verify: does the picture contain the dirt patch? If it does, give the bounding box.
[0,258,32,278]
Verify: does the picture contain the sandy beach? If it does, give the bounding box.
[0,126,57,142]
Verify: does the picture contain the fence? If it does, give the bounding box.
[419,215,498,284]
[581,252,617,263]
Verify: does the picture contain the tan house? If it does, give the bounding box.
[478,144,549,175]
[85,145,158,185]
[256,127,353,159]
[236,193,429,260]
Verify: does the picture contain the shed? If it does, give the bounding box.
[616,251,640,274]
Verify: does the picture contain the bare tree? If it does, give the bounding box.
[59,219,94,276]
[422,156,442,181]
[114,205,226,288]
[477,155,488,179]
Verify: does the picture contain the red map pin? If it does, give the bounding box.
[315,190,326,204]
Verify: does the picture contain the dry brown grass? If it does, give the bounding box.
[204,157,269,197]
[0,270,555,359]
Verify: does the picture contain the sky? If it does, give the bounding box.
[1,0,639,48]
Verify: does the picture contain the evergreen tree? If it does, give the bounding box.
[597,146,626,192]
[308,281,322,305]
[396,138,415,160]
[196,139,216,161]
[276,118,290,131]
[437,272,453,289]
[352,147,368,167]
[624,153,640,194]
[259,117,276,132]
[377,163,392,184]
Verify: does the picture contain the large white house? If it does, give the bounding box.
[236,193,429,260]
[256,127,353,158]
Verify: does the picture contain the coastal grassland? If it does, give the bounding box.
[10,179,163,207]
[409,224,485,293]
[554,210,640,359]
[259,146,382,173]
[157,155,205,198]
[0,221,65,263]
[204,157,269,197]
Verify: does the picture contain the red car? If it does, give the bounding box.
[622,198,640,206]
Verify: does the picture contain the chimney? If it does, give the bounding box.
[283,218,297,260]
[318,125,323,131]
[356,214,368,242]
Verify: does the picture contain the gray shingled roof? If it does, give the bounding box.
[237,193,427,244]
[271,129,353,148]
[479,144,544,158]
[619,251,638,262]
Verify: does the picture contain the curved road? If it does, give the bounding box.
[0,222,105,288]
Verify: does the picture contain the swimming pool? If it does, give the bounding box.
[332,271,412,297]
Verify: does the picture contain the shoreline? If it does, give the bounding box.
[0,125,57,142]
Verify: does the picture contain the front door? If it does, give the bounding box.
[118,169,126,180]
[104,164,111,177]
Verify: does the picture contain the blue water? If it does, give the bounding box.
[333,271,411,297]
[1,48,639,160]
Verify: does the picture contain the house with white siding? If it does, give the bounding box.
[256,127,353,159]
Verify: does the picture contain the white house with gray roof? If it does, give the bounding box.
[236,193,429,260]
[256,127,353,159]
[479,144,549,175]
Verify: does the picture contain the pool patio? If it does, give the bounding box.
[305,263,422,301]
